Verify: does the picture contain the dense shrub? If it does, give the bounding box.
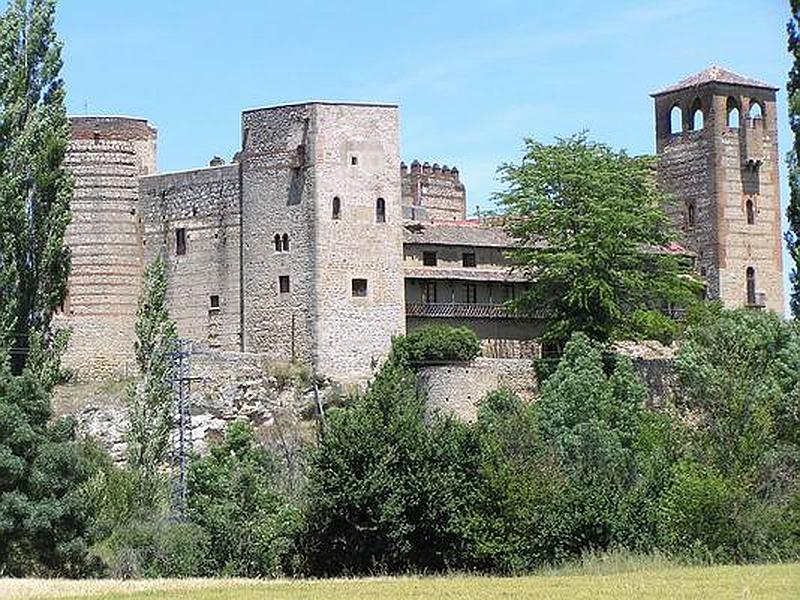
[188,421,299,577]
[298,359,478,575]
[391,325,481,365]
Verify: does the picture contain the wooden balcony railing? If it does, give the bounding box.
[406,302,532,319]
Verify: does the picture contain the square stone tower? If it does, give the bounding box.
[652,66,784,313]
[240,102,405,382]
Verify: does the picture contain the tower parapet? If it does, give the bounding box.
[401,158,466,221]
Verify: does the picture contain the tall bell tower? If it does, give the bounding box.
[652,66,784,313]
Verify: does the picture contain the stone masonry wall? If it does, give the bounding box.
[312,103,406,382]
[655,92,720,299]
[714,90,785,312]
[401,160,466,221]
[416,358,538,420]
[240,104,317,365]
[58,117,156,380]
[140,163,242,350]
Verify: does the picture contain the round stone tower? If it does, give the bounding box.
[58,116,157,379]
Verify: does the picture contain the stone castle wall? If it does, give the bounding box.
[401,160,466,221]
[240,104,317,366]
[312,103,406,382]
[715,91,784,312]
[58,117,156,380]
[140,163,242,350]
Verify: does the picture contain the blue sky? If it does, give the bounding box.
[57,0,790,214]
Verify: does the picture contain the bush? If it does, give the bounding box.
[188,421,299,577]
[298,359,478,575]
[391,326,481,365]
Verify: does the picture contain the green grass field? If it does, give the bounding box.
[3,562,798,600]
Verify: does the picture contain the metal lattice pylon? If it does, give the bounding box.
[170,338,193,519]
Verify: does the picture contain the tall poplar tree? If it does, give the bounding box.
[0,0,72,373]
[787,1,800,317]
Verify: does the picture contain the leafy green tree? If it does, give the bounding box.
[496,134,699,345]
[390,325,481,365]
[0,349,104,576]
[0,0,72,374]
[531,332,678,557]
[188,421,298,577]
[126,256,176,477]
[299,353,477,575]
[669,304,800,560]
[787,1,800,317]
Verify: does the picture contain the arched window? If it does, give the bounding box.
[332,196,341,220]
[690,98,703,131]
[670,105,683,134]
[746,199,755,225]
[746,267,756,305]
[376,197,386,223]
[282,233,290,252]
[687,203,696,228]
[726,97,740,128]
[748,101,763,120]
[274,234,282,252]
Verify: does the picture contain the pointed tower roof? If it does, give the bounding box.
[651,65,777,97]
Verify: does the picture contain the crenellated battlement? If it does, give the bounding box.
[401,159,466,222]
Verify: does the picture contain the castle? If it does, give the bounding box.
[57,66,785,383]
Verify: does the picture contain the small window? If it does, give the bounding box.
[746,199,755,225]
[332,196,341,220]
[670,105,683,134]
[462,252,476,268]
[749,101,763,120]
[352,278,368,297]
[274,234,282,252]
[209,295,220,311]
[463,283,477,304]
[687,203,696,228]
[176,228,186,255]
[376,198,386,223]
[727,97,740,128]
[746,267,756,305]
[282,233,290,252]
[690,98,703,131]
[279,275,290,294]
[351,156,358,166]
[423,251,438,266]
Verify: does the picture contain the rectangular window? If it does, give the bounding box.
[279,275,290,294]
[462,252,476,268]
[423,281,437,304]
[176,228,186,255]
[351,156,358,166]
[423,251,438,267]
[463,283,477,304]
[209,295,220,311]
[352,278,368,297]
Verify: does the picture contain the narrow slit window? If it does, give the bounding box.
[176,228,186,256]
[274,234,282,252]
[332,196,341,220]
[376,197,386,223]
[282,233,290,252]
[352,278,368,297]
[687,203,696,228]
[746,267,756,305]
[279,275,290,294]
[746,199,755,225]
